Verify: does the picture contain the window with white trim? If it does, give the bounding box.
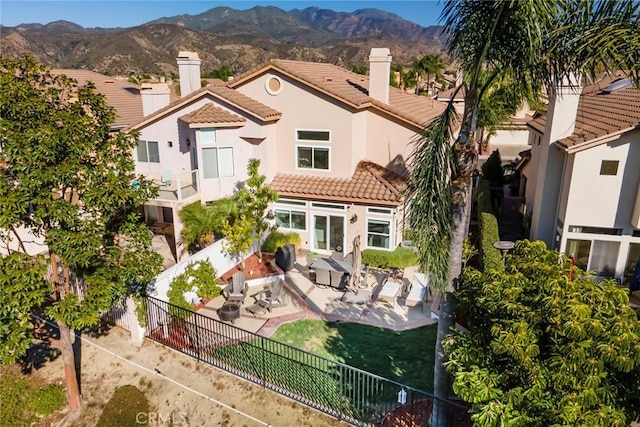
[311,202,345,210]
[367,219,391,249]
[200,128,216,144]
[136,140,160,163]
[296,129,330,170]
[296,130,330,142]
[202,147,234,178]
[276,198,306,206]
[275,209,306,230]
[297,146,329,170]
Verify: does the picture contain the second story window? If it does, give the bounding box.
[136,140,160,163]
[202,147,234,178]
[296,129,330,170]
[297,147,329,170]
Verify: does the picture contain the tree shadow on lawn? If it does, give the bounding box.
[322,319,438,393]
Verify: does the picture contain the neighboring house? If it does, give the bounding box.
[1,70,145,257]
[47,50,444,261]
[436,84,535,162]
[524,73,640,285]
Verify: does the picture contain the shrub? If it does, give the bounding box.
[479,212,504,272]
[97,385,150,427]
[261,230,301,253]
[362,246,418,269]
[481,149,504,187]
[0,365,65,426]
[477,177,504,272]
[402,228,417,242]
[168,261,220,317]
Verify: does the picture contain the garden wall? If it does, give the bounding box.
[148,238,260,302]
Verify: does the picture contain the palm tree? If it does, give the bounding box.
[406,1,639,425]
[414,54,447,96]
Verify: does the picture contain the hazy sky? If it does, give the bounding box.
[1,1,445,28]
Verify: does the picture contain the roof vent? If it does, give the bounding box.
[602,78,633,94]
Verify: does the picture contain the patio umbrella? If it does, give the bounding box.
[348,235,362,291]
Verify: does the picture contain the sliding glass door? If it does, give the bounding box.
[312,214,345,253]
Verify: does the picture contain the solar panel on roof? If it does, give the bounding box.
[602,78,633,94]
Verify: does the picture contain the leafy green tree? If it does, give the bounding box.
[223,158,277,266]
[0,54,162,418]
[445,240,640,425]
[406,2,639,424]
[202,65,234,82]
[352,65,368,75]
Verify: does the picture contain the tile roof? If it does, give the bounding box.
[231,59,446,129]
[269,161,406,206]
[131,85,281,130]
[178,103,246,126]
[529,74,640,150]
[52,69,143,128]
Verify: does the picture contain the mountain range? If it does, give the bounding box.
[0,6,446,76]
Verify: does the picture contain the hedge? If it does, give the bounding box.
[362,246,418,269]
[477,178,504,272]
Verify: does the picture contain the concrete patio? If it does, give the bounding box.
[195,256,438,337]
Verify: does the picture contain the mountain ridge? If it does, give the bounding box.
[1,6,446,76]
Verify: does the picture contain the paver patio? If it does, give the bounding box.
[196,255,438,337]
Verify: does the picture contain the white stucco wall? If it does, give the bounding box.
[235,71,358,179]
[564,133,640,229]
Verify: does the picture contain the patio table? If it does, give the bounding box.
[309,257,353,274]
[309,257,353,288]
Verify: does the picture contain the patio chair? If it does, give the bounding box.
[315,268,331,286]
[330,270,347,289]
[222,271,247,305]
[160,170,172,187]
[249,278,287,313]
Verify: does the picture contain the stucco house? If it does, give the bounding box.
[122,49,445,261]
[523,73,640,286]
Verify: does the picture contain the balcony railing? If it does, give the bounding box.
[142,170,199,202]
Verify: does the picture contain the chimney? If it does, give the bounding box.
[176,51,201,97]
[140,82,170,116]
[530,73,582,246]
[368,48,392,104]
[543,74,582,143]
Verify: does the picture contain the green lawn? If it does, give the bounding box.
[271,319,438,392]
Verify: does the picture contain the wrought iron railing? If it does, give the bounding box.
[144,296,470,426]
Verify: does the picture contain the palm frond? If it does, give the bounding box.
[406,101,459,292]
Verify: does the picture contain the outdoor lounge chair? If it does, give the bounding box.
[222,271,247,305]
[247,278,287,314]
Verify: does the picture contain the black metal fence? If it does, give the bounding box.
[144,296,470,426]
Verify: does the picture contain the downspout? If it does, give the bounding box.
[552,145,568,251]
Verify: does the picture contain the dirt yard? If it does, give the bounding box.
[27,325,347,426]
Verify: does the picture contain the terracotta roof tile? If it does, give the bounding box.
[208,86,281,121]
[52,69,143,128]
[232,59,446,128]
[178,103,246,126]
[131,85,281,130]
[530,74,640,150]
[270,161,406,206]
